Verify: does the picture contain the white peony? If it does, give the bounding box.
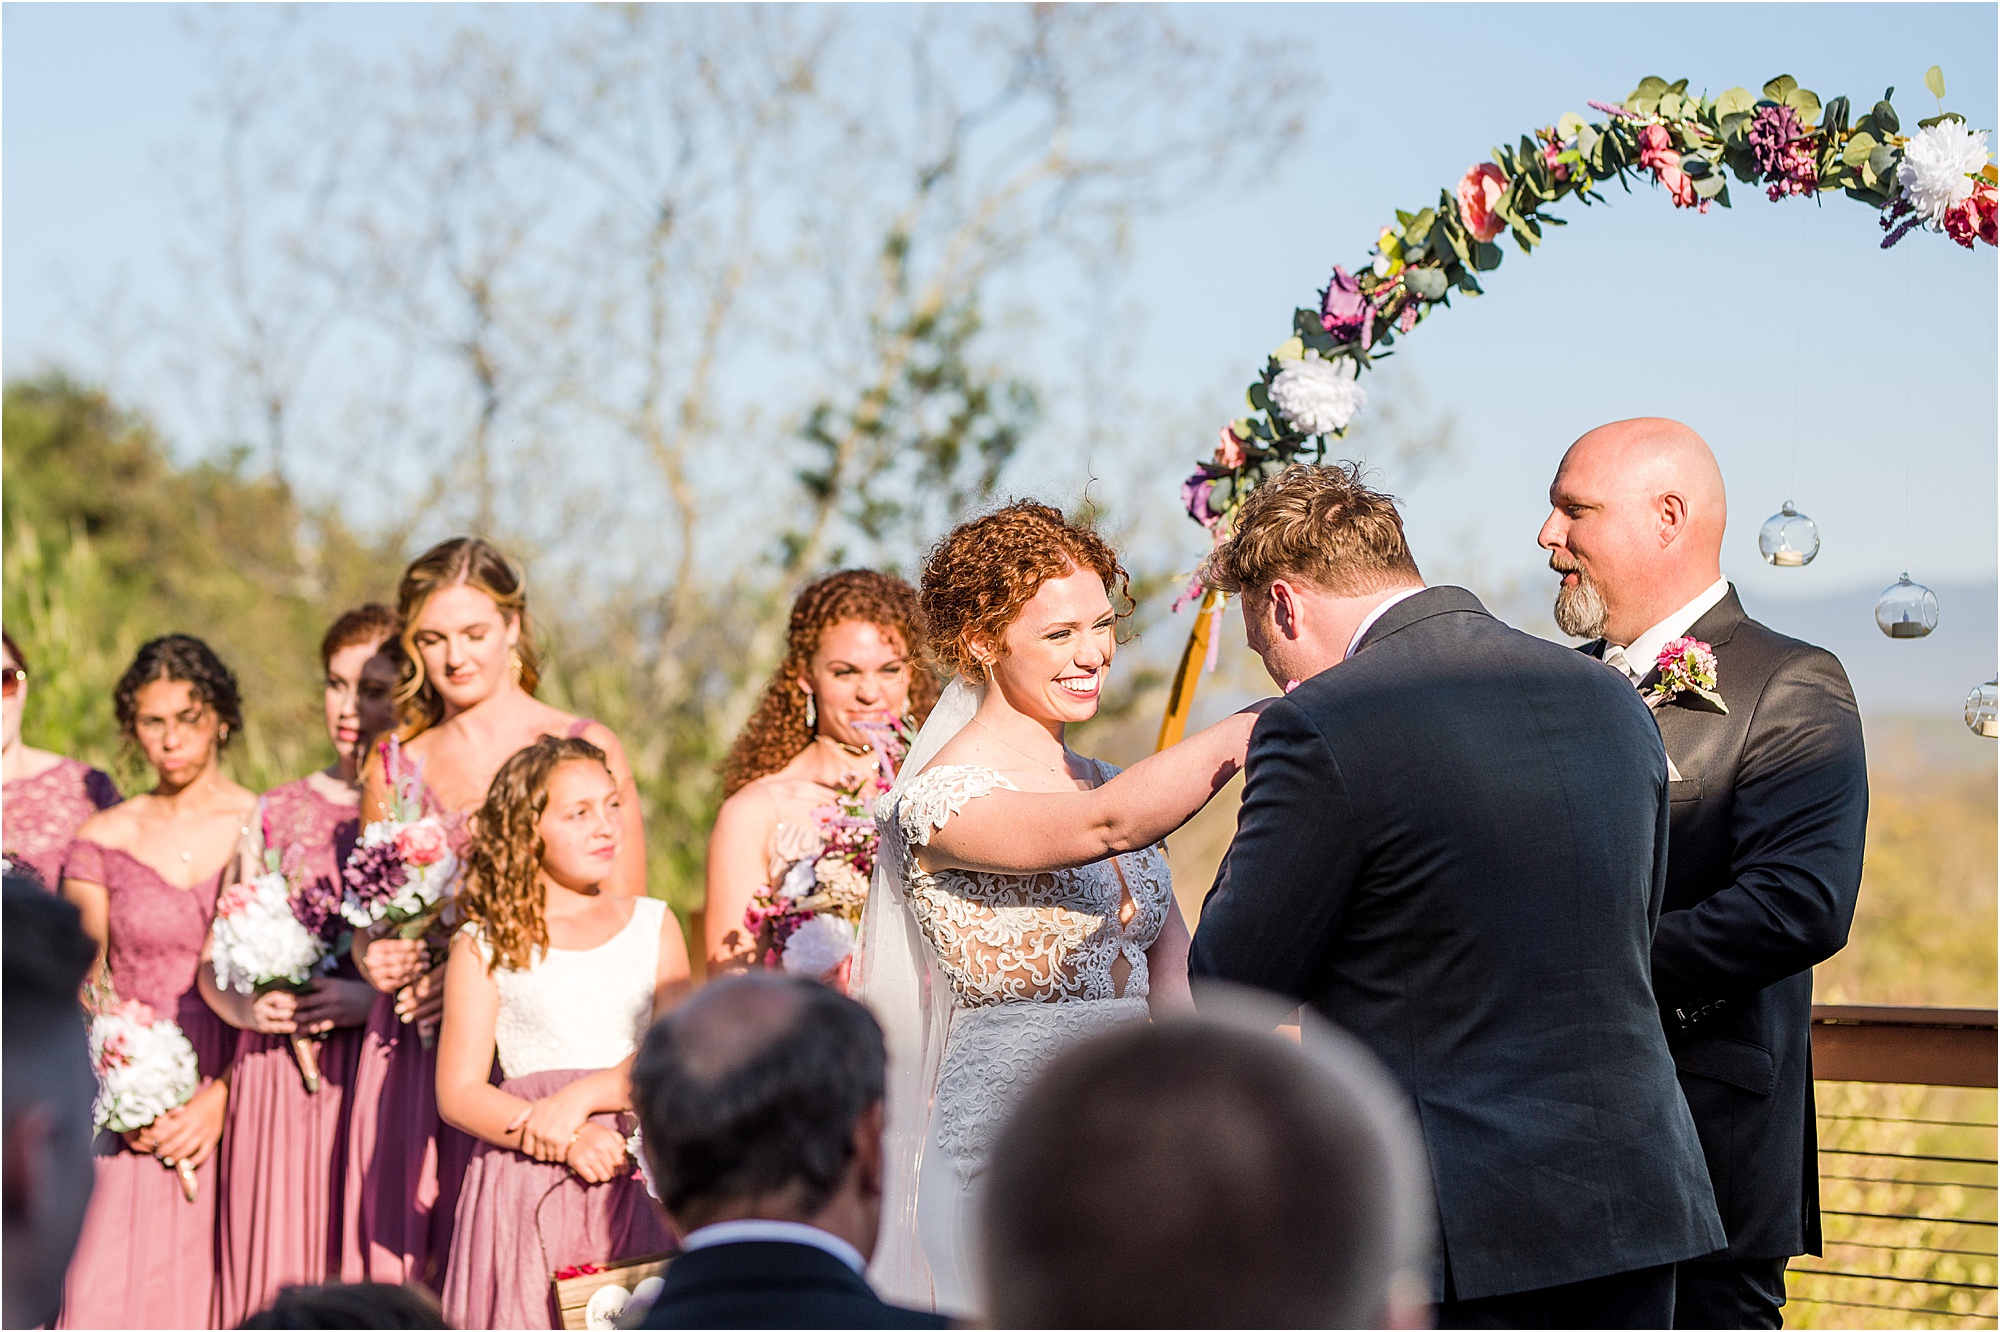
[780,912,856,978]
[1897,120,1991,223]
[777,857,817,899]
[1268,350,1367,436]
[212,870,325,994]
[90,1004,200,1133]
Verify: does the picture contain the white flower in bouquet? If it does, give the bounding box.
[810,856,869,909]
[626,1126,658,1199]
[341,815,459,929]
[777,856,817,900]
[90,1000,199,1134]
[211,870,325,995]
[780,912,856,978]
[1269,350,1367,436]
[1897,120,1991,224]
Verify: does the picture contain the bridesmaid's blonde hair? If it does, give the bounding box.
[393,536,540,739]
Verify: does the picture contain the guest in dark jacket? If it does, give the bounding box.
[1190,463,1724,1329]
[1541,418,1868,1329]
[629,973,946,1330]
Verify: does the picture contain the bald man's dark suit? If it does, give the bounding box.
[1586,585,1869,1329]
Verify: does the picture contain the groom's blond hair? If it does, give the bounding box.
[1201,462,1420,596]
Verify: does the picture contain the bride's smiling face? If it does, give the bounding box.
[980,568,1117,725]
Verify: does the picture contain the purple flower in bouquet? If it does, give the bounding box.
[342,840,410,924]
[1319,266,1373,348]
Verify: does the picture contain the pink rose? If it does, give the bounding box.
[1214,427,1246,470]
[1636,123,1677,172]
[217,880,259,917]
[1542,138,1570,182]
[118,999,156,1026]
[394,819,450,867]
[1455,162,1507,242]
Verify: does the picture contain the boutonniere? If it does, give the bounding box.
[1648,637,1727,713]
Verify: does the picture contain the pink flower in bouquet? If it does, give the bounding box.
[1455,163,1506,242]
[394,819,451,867]
[217,878,260,918]
[118,998,156,1026]
[1541,135,1570,183]
[1636,123,1678,173]
[1213,426,1247,470]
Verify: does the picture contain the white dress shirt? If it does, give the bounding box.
[1345,585,1426,660]
[676,1219,867,1275]
[1605,578,1729,684]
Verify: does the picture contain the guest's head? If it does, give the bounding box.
[394,535,536,734]
[459,735,619,971]
[319,604,400,777]
[723,569,938,796]
[920,500,1129,724]
[237,1281,449,1329]
[1201,462,1423,690]
[3,873,100,1329]
[2,630,27,753]
[631,973,887,1255]
[983,1006,1433,1329]
[115,635,244,789]
[1539,417,1726,646]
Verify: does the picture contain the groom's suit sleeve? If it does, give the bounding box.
[1188,697,1362,1001]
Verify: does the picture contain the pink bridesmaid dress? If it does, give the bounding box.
[442,899,675,1329]
[3,756,121,889]
[57,840,234,1330]
[339,743,476,1292]
[212,779,370,1325]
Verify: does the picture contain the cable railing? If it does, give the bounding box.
[1789,1005,1998,1330]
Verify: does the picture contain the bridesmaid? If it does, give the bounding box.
[344,536,648,1290]
[705,570,936,980]
[438,736,686,1328]
[201,605,401,1323]
[58,636,257,1329]
[2,629,122,890]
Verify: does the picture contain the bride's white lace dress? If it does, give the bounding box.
[876,758,1171,1314]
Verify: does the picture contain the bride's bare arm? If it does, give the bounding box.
[918,706,1264,874]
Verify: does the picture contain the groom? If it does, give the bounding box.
[1190,463,1723,1328]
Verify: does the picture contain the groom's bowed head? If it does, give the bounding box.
[1199,462,1427,688]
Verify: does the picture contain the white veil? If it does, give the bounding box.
[855,674,983,1308]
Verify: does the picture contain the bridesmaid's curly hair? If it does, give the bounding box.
[458,735,608,974]
[919,501,1130,683]
[721,571,939,797]
[114,635,245,750]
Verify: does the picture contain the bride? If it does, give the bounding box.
[858,501,1263,1316]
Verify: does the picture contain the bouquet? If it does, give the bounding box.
[342,737,460,938]
[89,998,202,1201]
[212,847,345,1091]
[745,719,906,986]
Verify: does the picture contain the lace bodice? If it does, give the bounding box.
[465,897,664,1080]
[4,758,122,889]
[889,762,1172,1009]
[261,777,360,909]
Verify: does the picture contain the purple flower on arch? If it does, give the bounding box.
[1319,266,1374,349]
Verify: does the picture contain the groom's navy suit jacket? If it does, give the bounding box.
[1587,587,1868,1263]
[1191,586,1725,1302]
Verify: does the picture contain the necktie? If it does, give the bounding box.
[1604,647,1641,685]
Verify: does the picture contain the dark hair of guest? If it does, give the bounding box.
[631,973,886,1223]
[237,1281,449,1329]
[984,1018,1412,1328]
[113,635,244,750]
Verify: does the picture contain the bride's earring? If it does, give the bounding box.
[803,688,817,733]
[509,650,525,683]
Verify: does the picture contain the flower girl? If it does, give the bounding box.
[435,736,687,1328]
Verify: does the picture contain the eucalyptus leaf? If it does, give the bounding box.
[1925,64,1946,99]
[1693,172,1726,199]
[1473,239,1503,272]
[1763,74,1799,100]
[1634,76,1669,98]
[1868,144,1898,177]
[1659,92,1684,121]
[1272,336,1305,363]
[1557,111,1587,138]
[1872,99,1900,134]
[1783,87,1820,126]
[1715,87,1756,117]
[1404,267,1449,299]
[1842,133,1878,168]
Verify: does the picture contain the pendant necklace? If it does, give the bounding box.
[972,717,1067,778]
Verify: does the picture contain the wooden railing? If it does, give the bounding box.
[1792,1004,1998,1329]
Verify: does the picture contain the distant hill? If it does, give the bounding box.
[1749,580,1996,726]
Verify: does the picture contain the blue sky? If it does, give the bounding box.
[6,3,1996,700]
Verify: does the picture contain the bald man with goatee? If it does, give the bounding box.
[1541,418,1870,1330]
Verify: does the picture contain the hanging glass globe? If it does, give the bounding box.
[1966,679,1998,738]
[1757,501,1820,567]
[1874,574,1939,639]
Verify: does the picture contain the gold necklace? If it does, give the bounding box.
[817,734,874,759]
[972,717,1066,777]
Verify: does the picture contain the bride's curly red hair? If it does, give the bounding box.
[721,570,939,797]
[919,501,1130,683]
